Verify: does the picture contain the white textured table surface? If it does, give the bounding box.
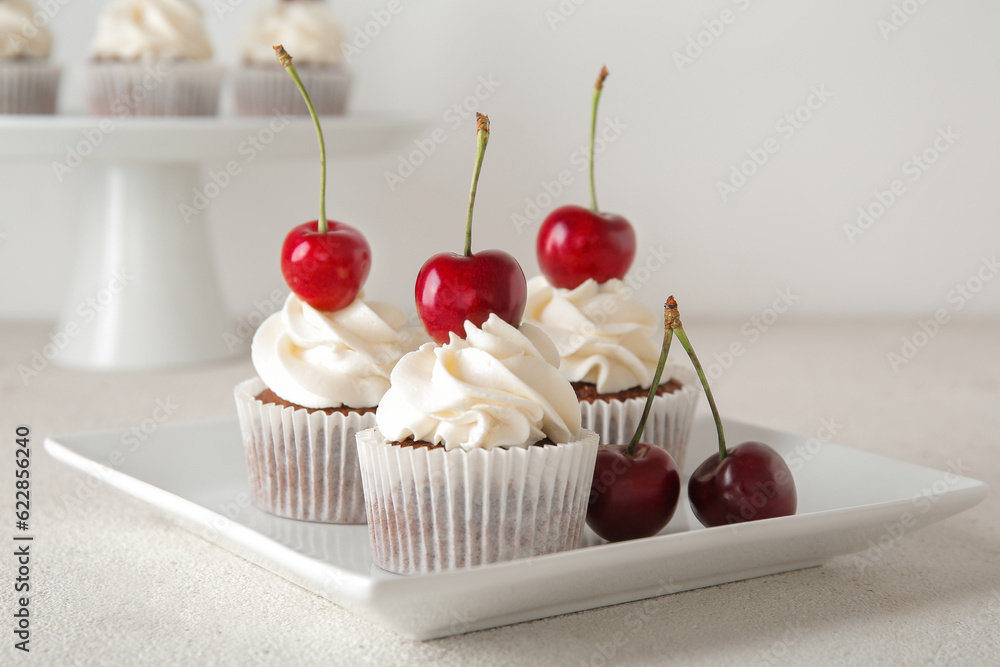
[2,319,998,666]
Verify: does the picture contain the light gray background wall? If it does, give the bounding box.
[2,0,998,323]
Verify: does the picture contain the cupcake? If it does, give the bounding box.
[523,276,700,467]
[85,0,223,116]
[357,314,600,575]
[235,47,401,523]
[234,0,350,116]
[0,0,60,114]
[235,293,425,524]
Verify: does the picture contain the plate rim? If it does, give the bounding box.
[43,415,990,637]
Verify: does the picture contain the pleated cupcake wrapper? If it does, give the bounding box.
[579,364,701,469]
[234,377,370,524]
[233,65,351,117]
[0,61,60,114]
[356,428,600,576]
[85,62,224,117]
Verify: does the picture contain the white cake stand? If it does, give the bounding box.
[0,114,421,370]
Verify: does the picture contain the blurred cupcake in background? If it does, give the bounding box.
[0,0,60,114]
[234,0,350,116]
[85,0,223,116]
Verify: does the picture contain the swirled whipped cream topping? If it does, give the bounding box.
[524,276,664,394]
[91,0,212,61]
[376,314,582,451]
[251,293,426,410]
[240,0,343,66]
[0,1,51,59]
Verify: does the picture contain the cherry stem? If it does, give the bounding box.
[588,66,608,214]
[464,113,490,257]
[666,296,727,462]
[627,301,673,457]
[276,44,328,234]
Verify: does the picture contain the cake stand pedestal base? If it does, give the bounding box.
[56,162,235,370]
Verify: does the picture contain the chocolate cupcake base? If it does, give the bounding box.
[0,61,60,114]
[234,377,371,524]
[356,428,600,575]
[85,61,224,117]
[234,64,350,117]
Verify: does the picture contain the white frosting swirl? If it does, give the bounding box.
[251,293,426,410]
[376,314,582,451]
[91,0,212,61]
[240,1,343,66]
[0,1,51,59]
[524,276,664,394]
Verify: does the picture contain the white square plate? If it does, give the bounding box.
[44,416,988,640]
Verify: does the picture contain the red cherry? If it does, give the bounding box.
[664,293,798,528]
[537,205,636,289]
[415,250,526,345]
[587,443,680,542]
[281,220,371,312]
[273,47,372,313]
[415,113,527,343]
[535,68,638,289]
[687,441,797,527]
[586,298,682,542]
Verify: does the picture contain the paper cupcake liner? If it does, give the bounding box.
[234,377,371,524]
[579,364,701,469]
[233,64,351,117]
[357,428,600,575]
[85,61,224,117]
[0,61,60,114]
